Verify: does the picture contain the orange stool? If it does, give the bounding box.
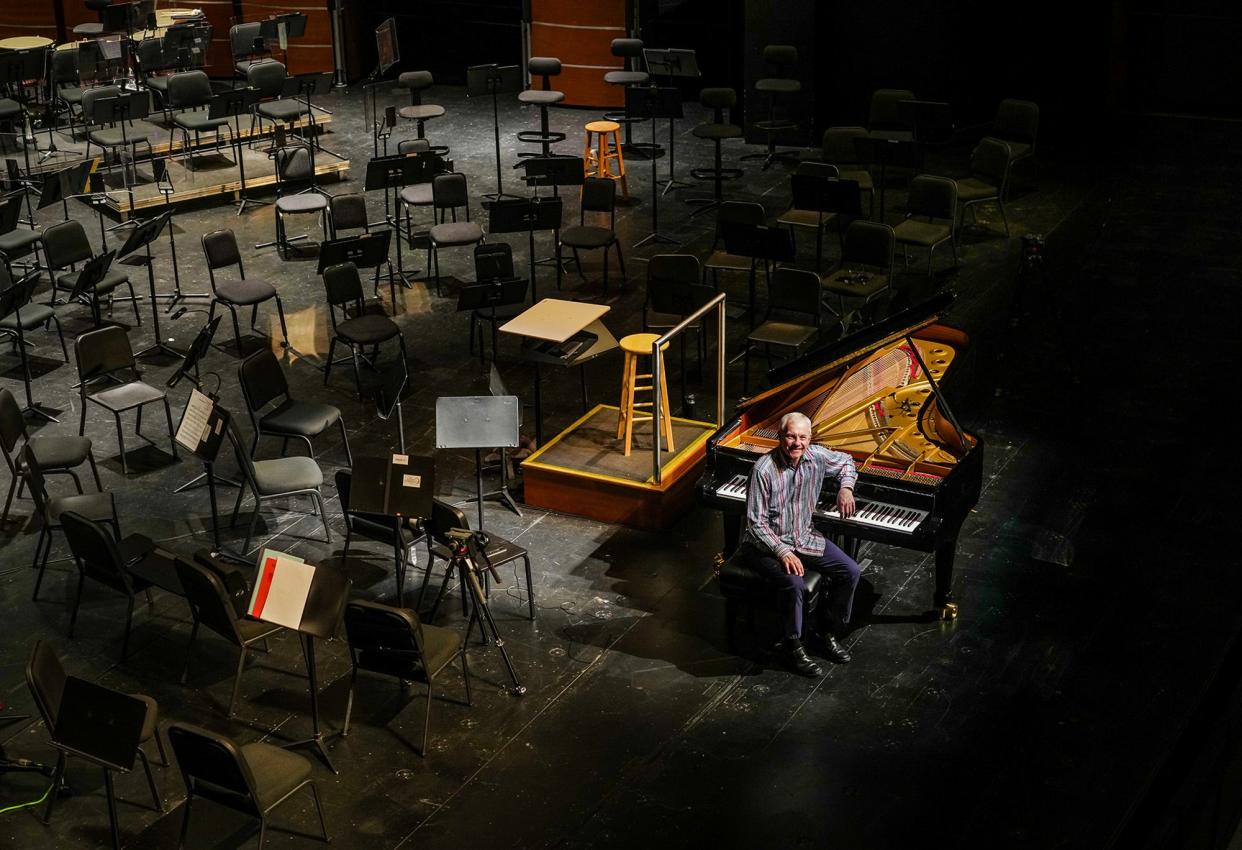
[584,120,629,198]
[616,333,674,457]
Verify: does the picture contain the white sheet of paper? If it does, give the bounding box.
[175,389,213,451]
[249,553,314,630]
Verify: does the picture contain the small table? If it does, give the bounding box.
[500,298,617,445]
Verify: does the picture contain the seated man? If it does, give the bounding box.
[742,411,861,676]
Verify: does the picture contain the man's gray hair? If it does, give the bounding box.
[779,411,812,435]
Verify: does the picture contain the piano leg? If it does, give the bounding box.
[933,537,959,621]
[721,514,741,558]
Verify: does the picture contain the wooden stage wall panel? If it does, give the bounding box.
[0,3,58,41]
[239,0,333,74]
[529,0,625,109]
[198,0,240,79]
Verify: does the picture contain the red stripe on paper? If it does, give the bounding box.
[252,557,278,618]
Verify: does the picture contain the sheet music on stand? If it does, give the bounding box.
[175,388,229,462]
[249,548,315,630]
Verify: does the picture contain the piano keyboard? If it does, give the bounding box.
[712,474,928,534]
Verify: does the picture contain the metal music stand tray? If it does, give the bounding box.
[456,277,528,366]
[435,395,521,527]
[485,193,563,301]
[466,63,523,200]
[208,89,264,213]
[364,152,441,282]
[116,210,183,360]
[317,229,399,309]
[627,85,684,247]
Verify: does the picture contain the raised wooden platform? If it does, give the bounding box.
[520,404,715,530]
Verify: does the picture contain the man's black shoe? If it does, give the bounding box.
[821,633,852,664]
[783,639,823,677]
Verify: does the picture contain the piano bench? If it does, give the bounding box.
[718,549,821,650]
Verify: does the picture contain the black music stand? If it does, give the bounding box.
[364,153,441,286]
[642,48,699,196]
[485,192,564,302]
[117,211,182,360]
[318,229,398,309]
[169,317,242,496]
[456,277,527,365]
[435,395,521,527]
[896,99,954,147]
[174,386,236,548]
[854,132,920,222]
[348,452,435,601]
[721,221,796,327]
[363,18,400,156]
[790,175,863,272]
[247,556,351,774]
[259,13,307,69]
[0,49,52,212]
[375,358,408,453]
[292,71,335,148]
[627,85,683,248]
[466,64,523,200]
[208,89,264,214]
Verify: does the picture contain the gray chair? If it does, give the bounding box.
[0,386,100,523]
[341,599,471,756]
[742,266,822,393]
[557,176,624,294]
[239,348,351,464]
[168,722,329,850]
[81,86,153,193]
[75,325,178,475]
[230,21,270,81]
[0,270,67,420]
[322,262,408,399]
[893,174,958,276]
[329,192,368,238]
[956,137,1011,237]
[777,161,843,265]
[270,145,331,259]
[989,98,1039,172]
[0,189,44,274]
[821,220,896,333]
[428,173,485,295]
[397,138,438,252]
[688,87,744,216]
[602,38,650,155]
[247,60,308,138]
[42,219,140,325]
[168,70,232,163]
[202,228,289,353]
[397,70,447,156]
[227,420,330,554]
[516,57,565,158]
[24,444,118,590]
[174,555,284,717]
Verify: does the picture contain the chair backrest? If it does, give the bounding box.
[0,386,27,459]
[430,496,469,546]
[716,200,764,228]
[795,160,839,180]
[841,220,895,271]
[699,87,735,123]
[527,56,561,87]
[75,324,135,384]
[167,69,212,109]
[42,219,93,269]
[61,510,131,592]
[329,193,368,233]
[52,47,79,86]
[343,599,426,667]
[274,144,314,183]
[766,267,821,326]
[397,138,430,155]
[0,271,41,325]
[238,348,289,415]
[230,21,264,60]
[247,59,286,99]
[474,242,514,282]
[821,126,868,166]
[971,137,1011,186]
[580,176,616,223]
[762,44,797,76]
[993,98,1039,147]
[0,190,23,236]
[167,723,262,818]
[135,36,165,73]
[646,254,708,318]
[906,174,957,222]
[174,557,243,647]
[322,262,364,316]
[81,84,123,126]
[431,172,469,215]
[201,228,243,283]
[399,70,433,104]
[611,38,643,61]
[26,640,67,731]
[868,88,915,132]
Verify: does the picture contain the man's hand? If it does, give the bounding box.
[781,551,804,576]
[836,487,856,519]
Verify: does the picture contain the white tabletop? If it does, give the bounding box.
[500,298,610,344]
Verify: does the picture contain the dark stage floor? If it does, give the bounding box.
[1,82,1233,848]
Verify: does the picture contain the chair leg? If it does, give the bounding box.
[136,745,164,812]
[461,650,472,705]
[163,397,178,459]
[421,681,433,756]
[229,304,244,355]
[310,781,330,841]
[180,618,199,684]
[115,413,128,476]
[342,668,357,735]
[68,571,86,636]
[274,296,290,347]
[43,751,66,824]
[313,490,331,543]
[523,555,535,620]
[87,450,102,490]
[122,594,135,660]
[228,646,248,717]
[243,501,262,554]
[104,768,121,850]
[177,794,194,849]
[338,418,353,467]
[31,529,49,600]
[152,727,168,766]
[348,345,363,401]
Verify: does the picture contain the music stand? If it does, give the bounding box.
[292,70,335,141]
[485,192,563,301]
[174,387,237,545]
[456,277,527,366]
[896,99,954,147]
[642,48,699,196]
[466,63,523,200]
[375,358,409,454]
[318,229,397,307]
[627,86,683,248]
[721,221,796,327]
[259,13,306,67]
[348,452,435,600]
[364,153,442,285]
[790,175,863,271]
[854,132,920,222]
[63,249,115,327]
[435,395,520,528]
[116,211,181,360]
[209,89,264,214]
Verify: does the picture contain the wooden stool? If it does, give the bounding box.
[584,120,629,198]
[616,333,674,457]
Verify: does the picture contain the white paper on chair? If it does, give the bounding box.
[248,550,314,630]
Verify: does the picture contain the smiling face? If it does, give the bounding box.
[780,419,812,465]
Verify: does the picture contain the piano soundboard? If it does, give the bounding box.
[712,473,930,534]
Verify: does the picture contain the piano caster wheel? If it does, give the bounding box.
[939,603,959,621]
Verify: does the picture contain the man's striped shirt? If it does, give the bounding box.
[743,443,858,557]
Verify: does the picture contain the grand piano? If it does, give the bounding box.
[698,294,982,619]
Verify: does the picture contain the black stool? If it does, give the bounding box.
[718,548,821,651]
[688,87,743,217]
[741,45,802,170]
[516,57,565,159]
[397,70,448,157]
[602,37,656,159]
